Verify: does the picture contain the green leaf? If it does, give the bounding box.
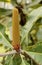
[24,51,42,65]
[21,6,42,44]
[0,0,10,2]
[4,55,13,65]
[0,17,12,28]
[0,8,11,18]
[4,54,22,65]
[0,23,12,48]
[13,54,22,65]
[28,42,42,53]
[20,55,30,65]
[0,24,5,33]
[0,32,12,48]
[37,25,42,41]
[11,0,17,5]
[0,17,12,40]
[28,0,41,7]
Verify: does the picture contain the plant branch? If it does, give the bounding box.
[0,49,40,65]
[0,50,17,57]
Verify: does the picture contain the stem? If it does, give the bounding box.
[0,49,41,65]
[0,50,16,57]
[12,8,20,51]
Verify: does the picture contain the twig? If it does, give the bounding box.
[0,49,21,57]
[0,49,41,65]
[0,50,17,57]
